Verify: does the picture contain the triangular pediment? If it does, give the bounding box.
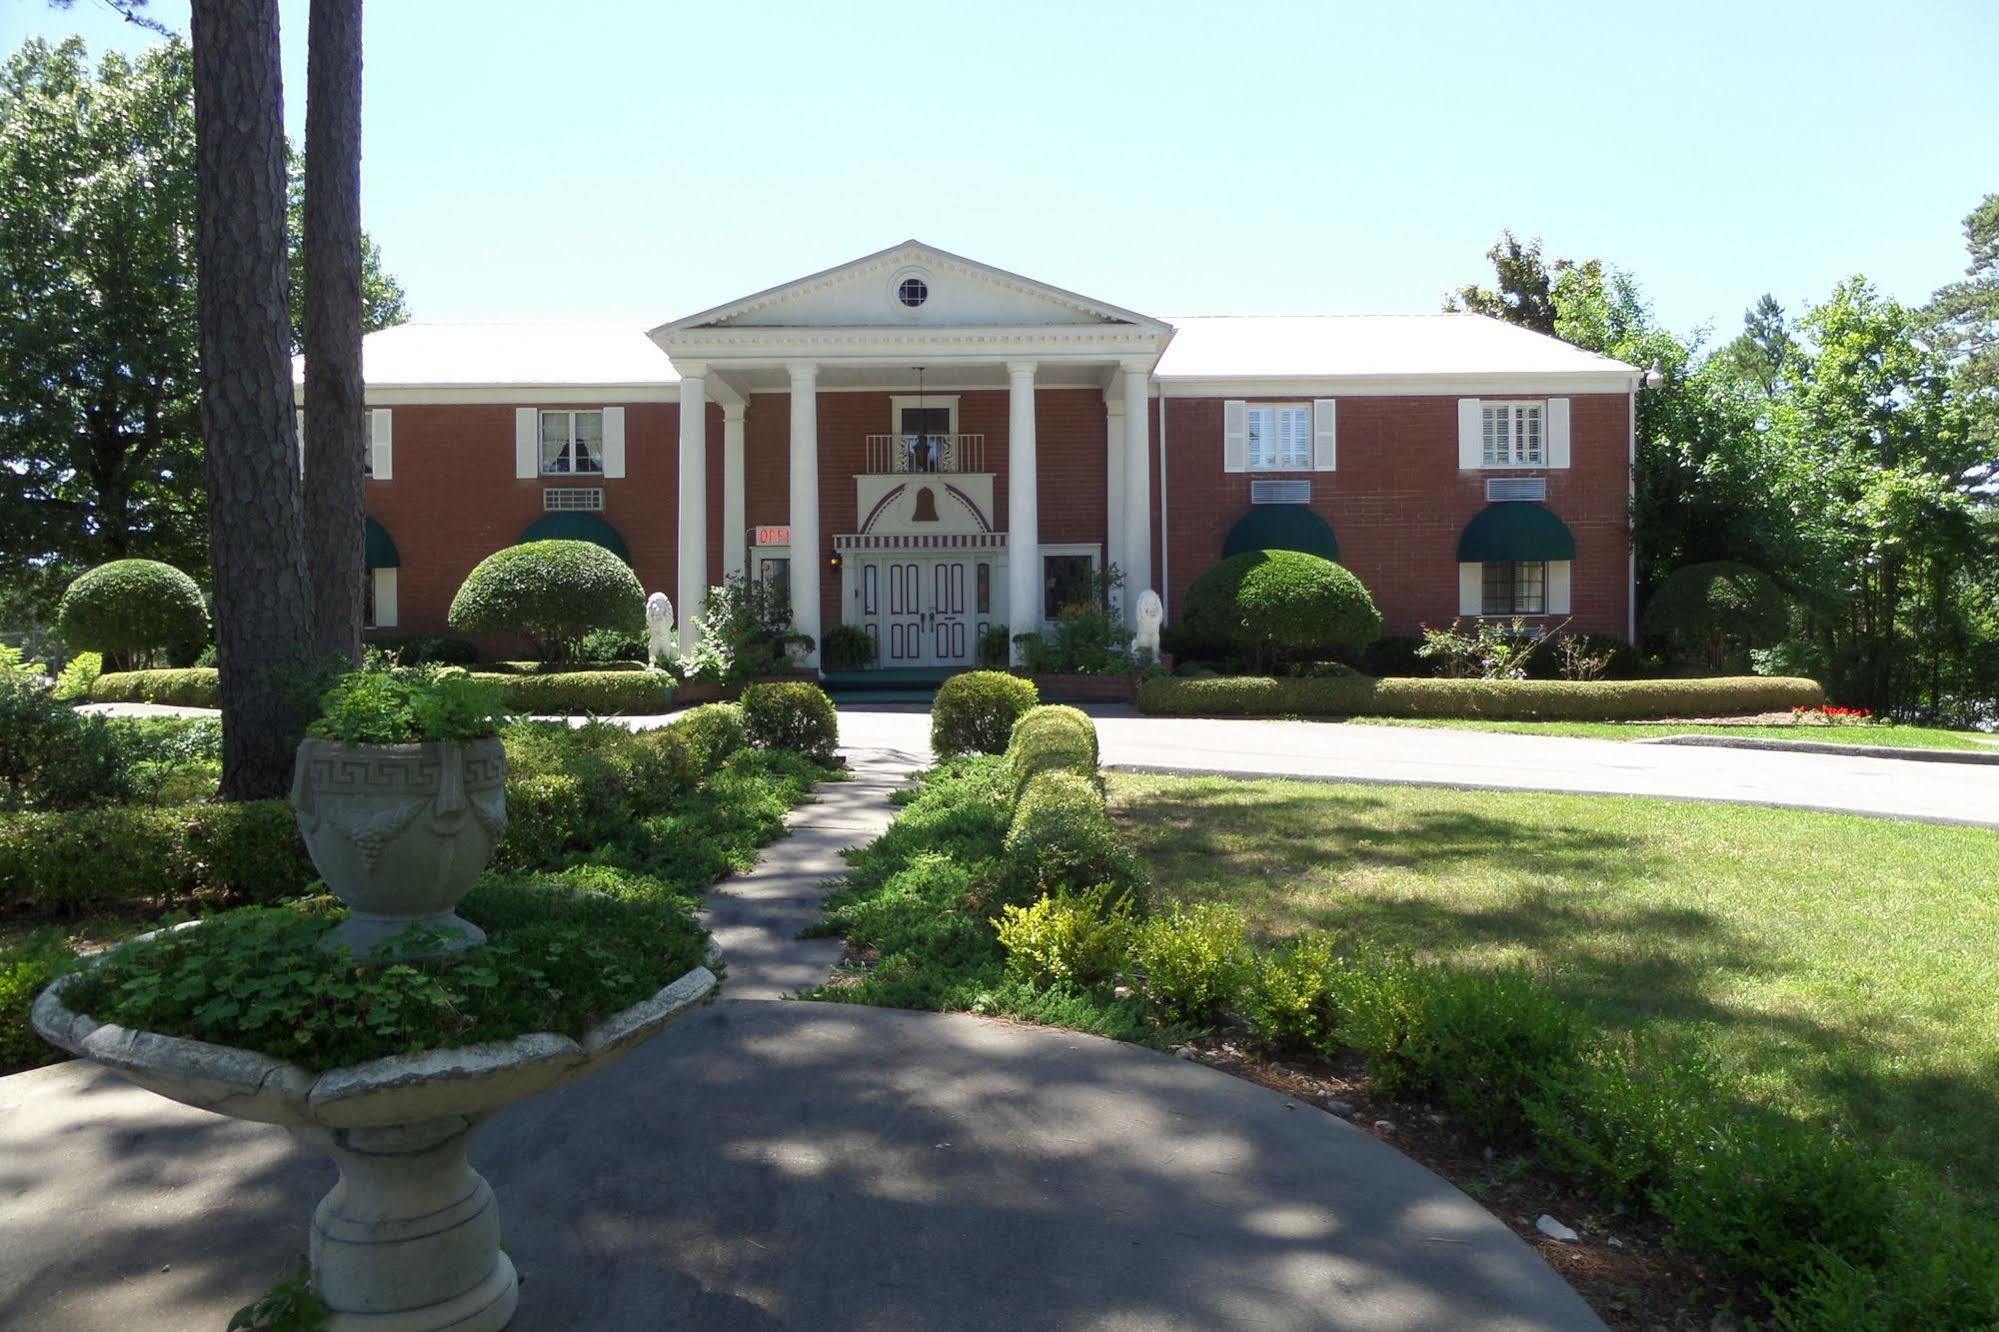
[655,240,1166,334]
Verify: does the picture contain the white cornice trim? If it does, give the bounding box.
[339,385,680,405]
[651,239,1171,336]
[661,324,1170,366]
[1158,372,1643,398]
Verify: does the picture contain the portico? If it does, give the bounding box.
[650,241,1172,666]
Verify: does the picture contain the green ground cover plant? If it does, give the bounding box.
[59,878,708,1071]
[2,709,827,1076]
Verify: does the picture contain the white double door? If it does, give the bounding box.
[862,555,990,668]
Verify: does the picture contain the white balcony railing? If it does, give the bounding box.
[864,433,986,475]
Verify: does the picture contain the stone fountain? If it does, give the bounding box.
[32,733,719,1330]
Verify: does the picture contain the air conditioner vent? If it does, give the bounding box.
[1249,479,1311,505]
[543,487,605,512]
[1485,476,1547,503]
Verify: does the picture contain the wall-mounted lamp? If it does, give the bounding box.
[1640,361,1665,390]
[828,552,842,570]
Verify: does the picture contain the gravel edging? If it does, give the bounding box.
[1635,733,1999,765]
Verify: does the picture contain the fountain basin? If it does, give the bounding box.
[34,930,718,1330]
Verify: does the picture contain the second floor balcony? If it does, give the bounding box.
[864,433,987,475]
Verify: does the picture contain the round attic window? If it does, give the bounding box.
[896,275,929,308]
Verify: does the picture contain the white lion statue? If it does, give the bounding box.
[1134,588,1164,661]
[644,592,677,670]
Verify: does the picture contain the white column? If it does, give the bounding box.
[722,401,747,582]
[677,368,708,652]
[787,363,820,668]
[1120,361,1152,625]
[1007,360,1040,660]
[1105,392,1126,598]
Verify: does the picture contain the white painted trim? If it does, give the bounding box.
[513,409,538,479]
[1222,399,1249,473]
[1458,564,1482,617]
[600,406,626,479]
[369,408,393,480]
[1548,560,1573,616]
[369,568,399,630]
[888,394,960,435]
[1546,397,1571,470]
[359,385,679,405]
[1160,373,1639,398]
[1312,399,1337,472]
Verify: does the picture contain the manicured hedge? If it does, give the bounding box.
[480,660,649,676]
[447,539,646,654]
[1005,704,1099,801]
[739,681,839,762]
[998,768,1146,910]
[0,800,311,914]
[89,668,221,708]
[57,559,209,664]
[468,670,674,715]
[932,670,1039,756]
[1135,674,1827,721]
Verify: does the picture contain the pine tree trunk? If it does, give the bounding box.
[303,0,367,666]
[190,0,315,800]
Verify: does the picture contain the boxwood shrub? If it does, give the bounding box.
[1180,550,1381,670]
[673,702,748,770]
[447,540,646,658]
[89,667,221,709]
[57,560,209,668]
[739,681,839,762]
[932,670,1039,756]
[998,769,1147,910]
[1005,704,1099,801]
[469,669,673,715]
[1135,674,1826,721]
[0,800,311,914]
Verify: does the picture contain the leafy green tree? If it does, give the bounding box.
[1716,294,1797,398]
[1926,192,1999,480]
[1776,279,1984,715]
[1445,230,1563,335]
[0,35,406,618]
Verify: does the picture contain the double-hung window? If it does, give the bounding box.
[1481,561,1546,615]
[1481,402,1544,467]
[540,410,604,475]
[1246,404,1312,471]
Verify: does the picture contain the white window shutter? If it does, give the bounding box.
[1457,399,1482,469]
[1312,399,1337,471]
[1547,560,1572,615]
[372,569,399,629]
[601,406,626,479]
[1223,399,1248,473]
[1547,398,1572,469]
[1458,564,1483,617]
[514,408,539,479]
[296,409,306,475]
[370,408,393,480]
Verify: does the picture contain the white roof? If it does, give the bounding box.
[337,312,1635,390]
[336,321,679,387]
[1155,314,1635,381]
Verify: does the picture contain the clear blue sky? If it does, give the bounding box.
[8,0,1994,343]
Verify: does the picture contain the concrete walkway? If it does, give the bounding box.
[0,717,1602,1329]
[834,704,1999,828]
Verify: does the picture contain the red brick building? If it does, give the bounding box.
[337,241,1644,667]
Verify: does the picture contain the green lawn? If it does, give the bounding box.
[1350,716,1999,751]
[1110,772,1999,1196]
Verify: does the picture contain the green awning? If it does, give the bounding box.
[1221,505,1339,562]
[1456,504,1576,562]
[516,512,631,564]
[365,516,400,569]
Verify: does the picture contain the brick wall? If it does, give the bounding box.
[1156,393,1631,638]
[363,388,1628,650]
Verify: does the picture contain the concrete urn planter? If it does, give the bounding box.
[33,931,721,1332]
[291,737,508,955]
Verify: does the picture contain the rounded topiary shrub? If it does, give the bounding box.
[1004,703,1099,801]
[56,560,208,670]
[931,670,1039,757]
[1641,561,1790,671]
[1180,550,1381,671]
[447,540,645,660]
[739,681,838,762]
